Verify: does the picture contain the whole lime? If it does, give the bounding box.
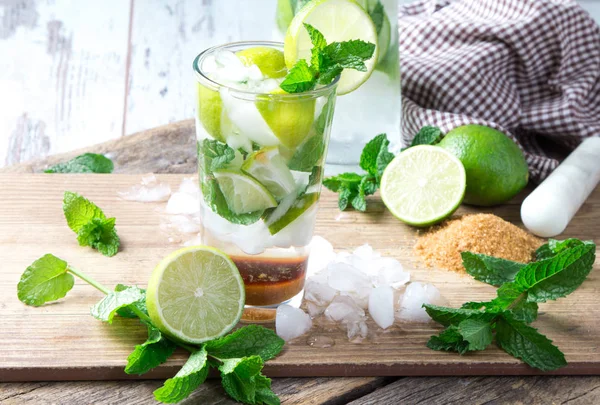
[437,125,529,206]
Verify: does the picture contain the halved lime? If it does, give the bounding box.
[236,47,287,79]
[146,246,245,344]
[197,82,225,142]
[214,169,278,214]
[284,0,379,95]
[256,88,315,149]
[380,145,466,227]
[241,146,296,200]
[265,192,318,234]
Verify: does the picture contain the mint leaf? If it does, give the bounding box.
[205,325,285,362]
[220,356,277,405]
[154,347,209,404]
[509,301,538,324]
[458,318,493,351]
[515,243,596,303]
[125,325,177,375]
[17,254,74,306]
[76,217,120,257]
[90,287,145,323]
[409,126,443,148]
[303,23,326,50]
[427,326,470,355]
[359,176,377,196]
[45,153,114,174]
[350,190,367,212]
[424,304,493,327]
[369,1,385,34]
[114,284,148,318]
[489,282,525,310]
[308,166,322,188]
[288,133,324,172]
[338,184,356,211]
[63,191,106,233]
[323,172,362,192]
[280,59,316,93]
[200,139,236,172]
[496,313,566,371]
[535,238,592,261]
[359,133,393,180]
[63,191,120,256]
[461,252,525,286]
[323,40,376,71]
[317,64,343,85]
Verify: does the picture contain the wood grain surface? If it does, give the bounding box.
[0,120,599,404]
[0,173,598,382]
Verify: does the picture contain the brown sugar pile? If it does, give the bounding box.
[414,214,543,273]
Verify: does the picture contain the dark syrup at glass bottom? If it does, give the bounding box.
[230,255,308,306]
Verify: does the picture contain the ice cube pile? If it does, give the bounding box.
[275,236,448,342]
[117,174,172,202]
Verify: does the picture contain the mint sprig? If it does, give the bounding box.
[45,153,114,174]
[16,255,285,404]
[323,134,392,211]
[425,238,596,371]
[63,191,120,256]
[280,23,375,93]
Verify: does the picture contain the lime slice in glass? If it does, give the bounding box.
[146,246,245,344]
[265,192,318,234]
[214,169,278,214]
[256,88,315,149]
[236,47,288,79]
[380,145,466,227]
[284,0,379,95]
[197,82,226,142]
[241,146,296,200]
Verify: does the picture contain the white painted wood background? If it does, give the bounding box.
[1,0,599,167]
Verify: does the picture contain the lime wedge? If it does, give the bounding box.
[236,47,287,79]
[196,82,226,142]
[146,246,245,344]
[284,0,379,95]
[265,192,318,234]
[241,146,296,200]
[256,88,315,149]
[214,169,278,214]
[380,146,466,227]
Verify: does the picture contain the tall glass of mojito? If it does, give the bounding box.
[193,42,338,308]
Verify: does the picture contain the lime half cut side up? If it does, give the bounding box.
[146,246,245,344]
[380,145,467,227]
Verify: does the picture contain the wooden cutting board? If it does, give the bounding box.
[1,174,598,382]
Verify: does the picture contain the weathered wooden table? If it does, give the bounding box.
[1,120,598,404]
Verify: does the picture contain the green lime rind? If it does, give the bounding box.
[197,82,226,143]
[265,192,318,235]
[236,47,288,79]
[146,246,245,344]
[438,125,529,206]
[241,147,296,200]
[214,169,278,215]
[380,145,466,227]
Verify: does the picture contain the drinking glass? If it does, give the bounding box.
[193,42,338,309]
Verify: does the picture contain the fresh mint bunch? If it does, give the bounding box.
[323,133,393,211]
[16,255,284,404]
[280,23,376,93]
[63,191,120,256]
[45,153,114,173]
[425,238,596,371]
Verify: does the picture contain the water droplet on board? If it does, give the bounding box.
[306,335,335,348]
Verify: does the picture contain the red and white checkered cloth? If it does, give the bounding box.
[399,0,600,182]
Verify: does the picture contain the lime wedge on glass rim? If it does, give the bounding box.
[214,169,277,214]
[380,145,467,227]
[284,0,379,95]
[146,246,245,344]
[241,146,296,200]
